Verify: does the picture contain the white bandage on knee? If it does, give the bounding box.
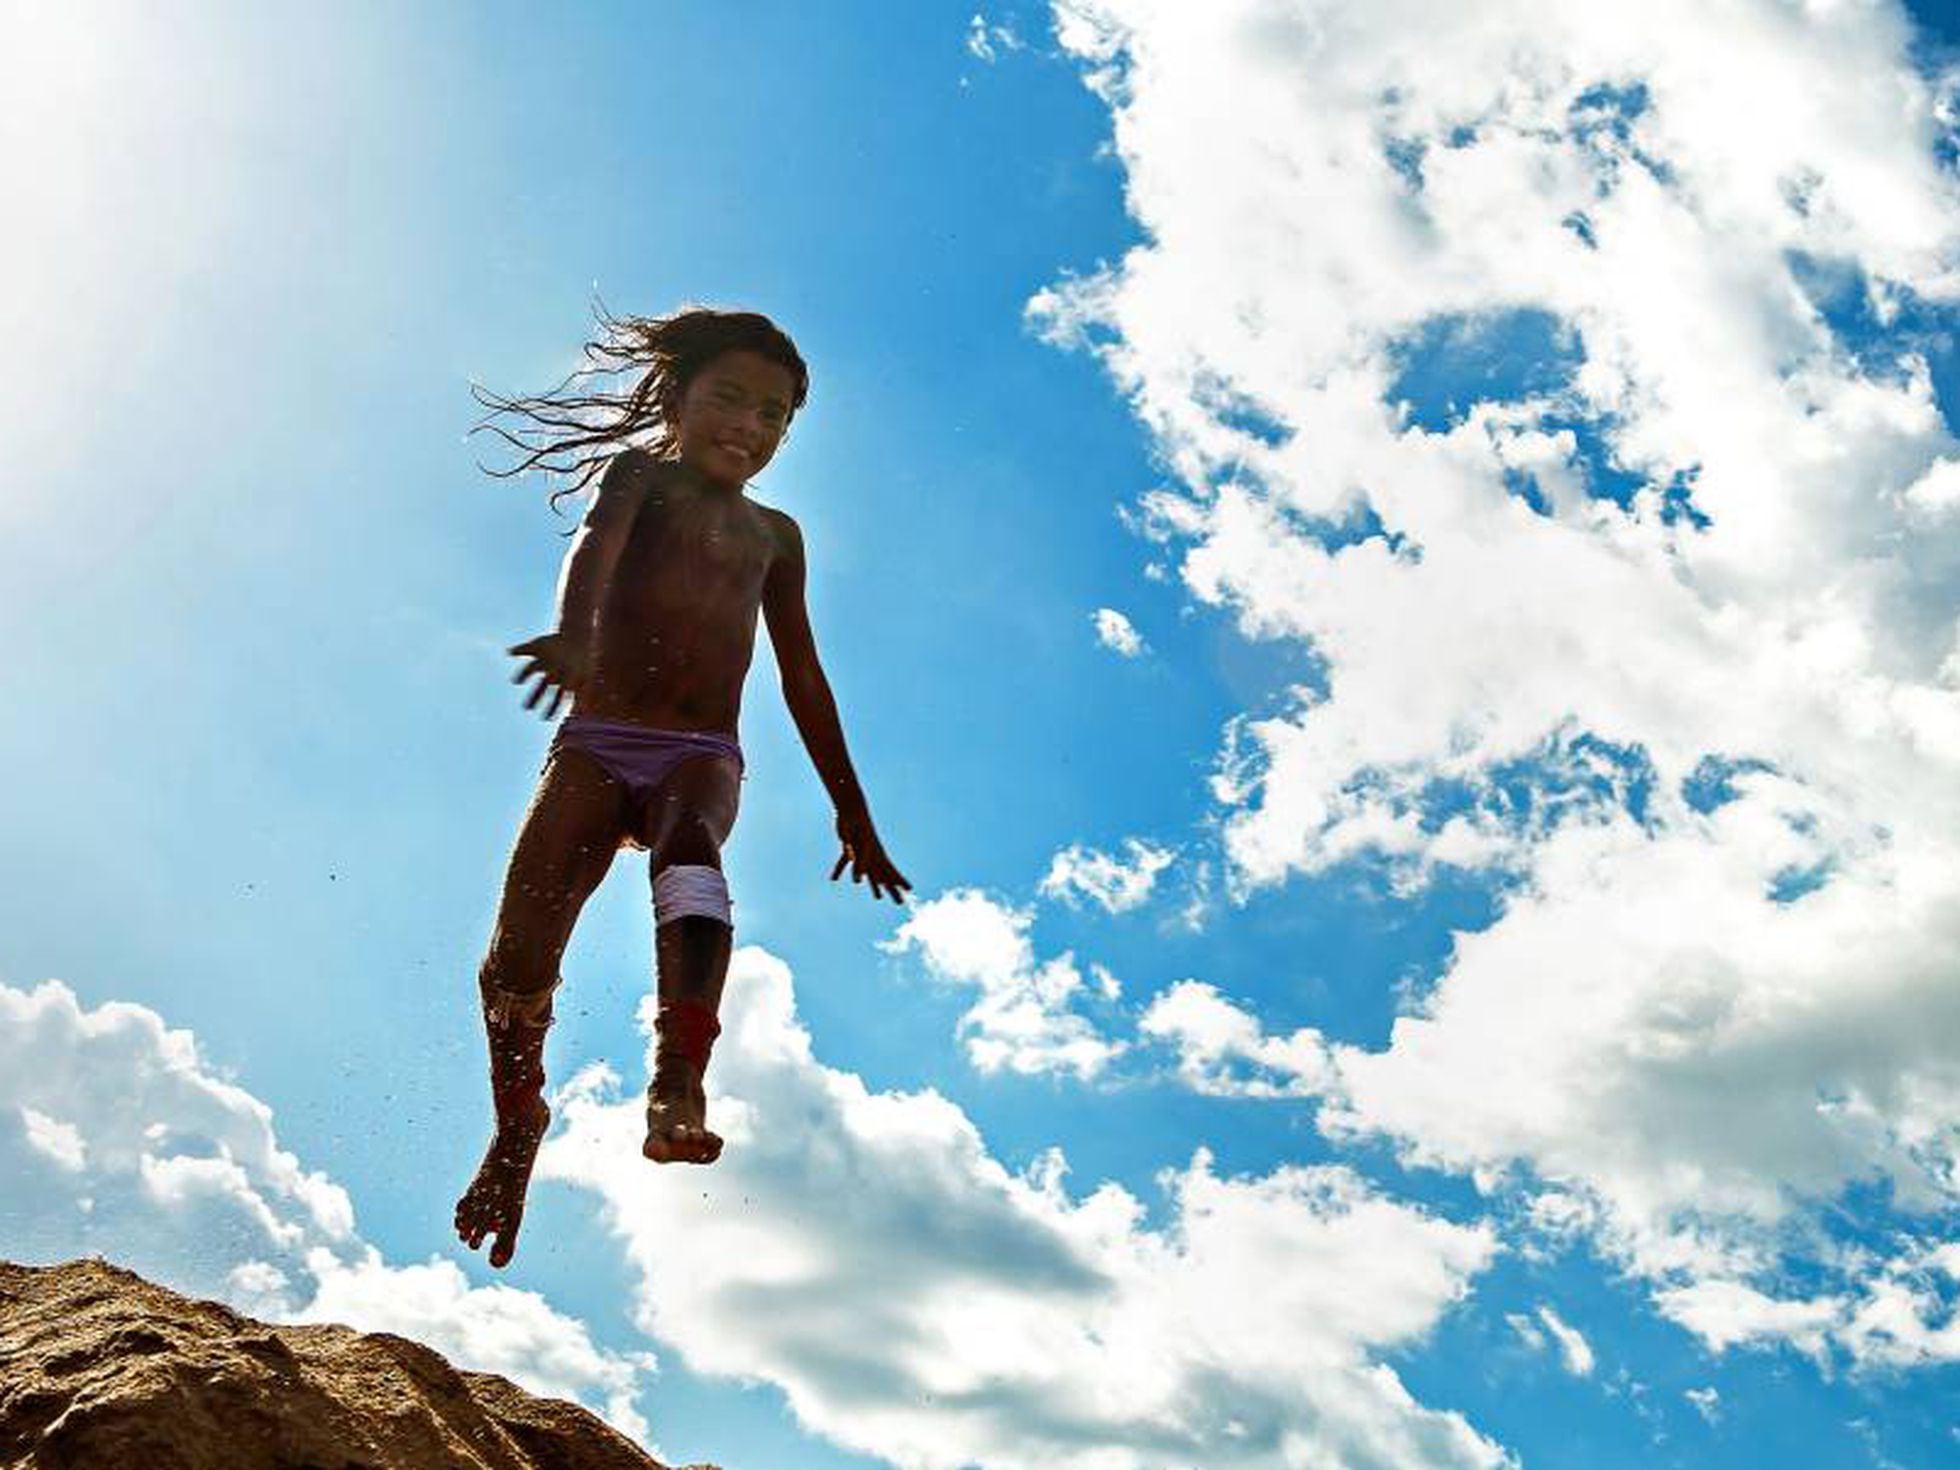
[653,863,732,927]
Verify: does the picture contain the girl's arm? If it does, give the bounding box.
[762,511,910,904]
[552,450,648,647]
[508,450,649,717]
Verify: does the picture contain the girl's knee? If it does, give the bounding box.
[481,928,571,992]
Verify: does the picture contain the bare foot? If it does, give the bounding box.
[643,1074,722,1164]
[455,1094,551,1268]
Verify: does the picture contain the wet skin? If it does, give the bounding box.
[455,350,911,1268]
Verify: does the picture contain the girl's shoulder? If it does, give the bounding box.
[749,500,804,564]
[582,449,674,530]
[745,494,798,534]
[606,446,675,485]
[595,448,687,505]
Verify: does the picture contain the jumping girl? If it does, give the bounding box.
[454,305,910,1269]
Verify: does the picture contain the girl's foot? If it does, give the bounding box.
[643,1074,722,1164]
[454,1094,551,1268]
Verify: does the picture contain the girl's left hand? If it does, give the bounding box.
[831,810,911,904]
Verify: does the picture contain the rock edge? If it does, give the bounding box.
[0,1257,701,1470]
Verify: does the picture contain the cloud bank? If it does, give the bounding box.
[543,946,1508,1470]
[0,980,652,1440]
[1037,0,1960,1368]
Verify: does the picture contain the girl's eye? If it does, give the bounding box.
[704,384,786,426]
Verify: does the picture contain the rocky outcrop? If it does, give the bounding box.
[0,1259,698,1470]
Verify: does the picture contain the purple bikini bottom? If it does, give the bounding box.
[550,716,743,833]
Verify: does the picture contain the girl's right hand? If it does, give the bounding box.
[507,633,590,719]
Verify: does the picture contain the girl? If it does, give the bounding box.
[455,306,909,1269]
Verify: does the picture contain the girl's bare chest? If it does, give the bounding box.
[624,497,773,586]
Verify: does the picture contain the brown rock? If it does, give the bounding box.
[0,1259,712,1470]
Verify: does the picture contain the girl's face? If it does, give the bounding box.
[671,349,798,488]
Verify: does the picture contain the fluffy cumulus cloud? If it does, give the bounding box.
[1138,979,1330,1098]
[0,980,652,1440]
[1039,836,1174,912]
[883,888,1127,1078]
[1038,0,1960,1368]
[542,946,1508,1470]
[0,980,356,1289]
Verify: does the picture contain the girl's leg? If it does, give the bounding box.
[638,755,742,1164]
[456,748,626,1267]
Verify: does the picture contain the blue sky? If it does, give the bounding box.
[5,4,1960,1467]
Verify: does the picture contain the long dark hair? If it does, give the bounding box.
[472,302,810,518]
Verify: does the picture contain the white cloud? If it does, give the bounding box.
[18,1105,86,1172]
[224,1259,292,1316]
[1652,1278,1842,1360]
[1902,456,1960,516]
[1138,979,1330,1098]
[1835,1237,1960,1367]
[966,12,1027,64]
[1684,1385,1721,1423]
[1652,1235,1960,1371]
[0,979,355,1286]
[1092,606,1148,657]
[1039,836,1174,912]
[1315,807,1960,1351]
[541,945,1510,1470]
[1039,0,1960,1368]
[1501,1309,1595,1378]
[0,980,651,1439]
[884,888,1127,1078]
[1535,1305,1595,1377]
